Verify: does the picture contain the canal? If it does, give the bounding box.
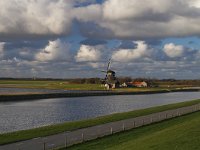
[1,91,200,133]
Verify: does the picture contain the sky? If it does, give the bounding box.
[1,0,200,79]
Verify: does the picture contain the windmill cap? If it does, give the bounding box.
[107,70,115,73]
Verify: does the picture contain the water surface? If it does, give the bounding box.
[1,91,200,133]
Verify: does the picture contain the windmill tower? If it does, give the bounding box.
[101,59,120,90]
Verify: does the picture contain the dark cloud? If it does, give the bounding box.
[79,22,115,39]
[145,39,162,46]
[80,38,107,46]
[4,40,48,50]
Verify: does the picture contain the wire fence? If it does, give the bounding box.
[1,103,200,150]
[63,104,200,147]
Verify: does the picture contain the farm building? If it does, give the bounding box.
[132,81,148,87]
[122,81,148,88]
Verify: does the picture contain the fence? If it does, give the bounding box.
[1,103,200,150]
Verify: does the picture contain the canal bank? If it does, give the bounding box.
[0,88,200,102]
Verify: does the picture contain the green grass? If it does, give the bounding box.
[1,99,200,145]
[0,80,189,91]
[63,111,200,150]
[0,80,104,90]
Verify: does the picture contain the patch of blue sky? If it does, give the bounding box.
[64,23,85,52]
[107,40,120,49]
[74,0,103,7]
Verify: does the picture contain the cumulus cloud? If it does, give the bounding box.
[75,0,200,39]
[0,0,73,39]
[1,0,200,40]
[162,43,200,61]
[163,43,185,58]
[112,41,151,62]
[75,45,103,62]
[35,39,71,62]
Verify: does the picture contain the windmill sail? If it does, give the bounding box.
[107,59,111,71]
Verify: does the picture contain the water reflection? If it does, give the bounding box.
[1,92,200,133]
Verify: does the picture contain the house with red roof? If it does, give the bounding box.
[132,81,148,87]
[122,81,148,88]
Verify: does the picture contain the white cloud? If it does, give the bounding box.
[102,0,173,21]
[189,0,200,8]
[35,39,71,62]
[112,41,151,62]
[163,43,185,58]
[75,45,102,62]
[76,0,200,39]
[88,62,105,69]
[1,0,200,40]
[0,0,73,38]
[73,4,102,22]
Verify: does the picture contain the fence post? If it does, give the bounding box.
[110,127,113,135]
[150,116,153,123]
[65,134,67,148]
[133,121,135,128]
[158,114,161,121]
[82,133,84,142]
[122,123,125,131]
[43,142,46,150]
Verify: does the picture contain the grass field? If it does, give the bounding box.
[0,80,188,92]
[0,80,104,90]
[1,99,200,145]
[63,111,200,150]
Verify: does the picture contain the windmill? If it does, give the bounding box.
[101,59,120,90]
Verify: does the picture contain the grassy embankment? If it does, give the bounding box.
[1,99,200,145]
[62,111,200,150]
